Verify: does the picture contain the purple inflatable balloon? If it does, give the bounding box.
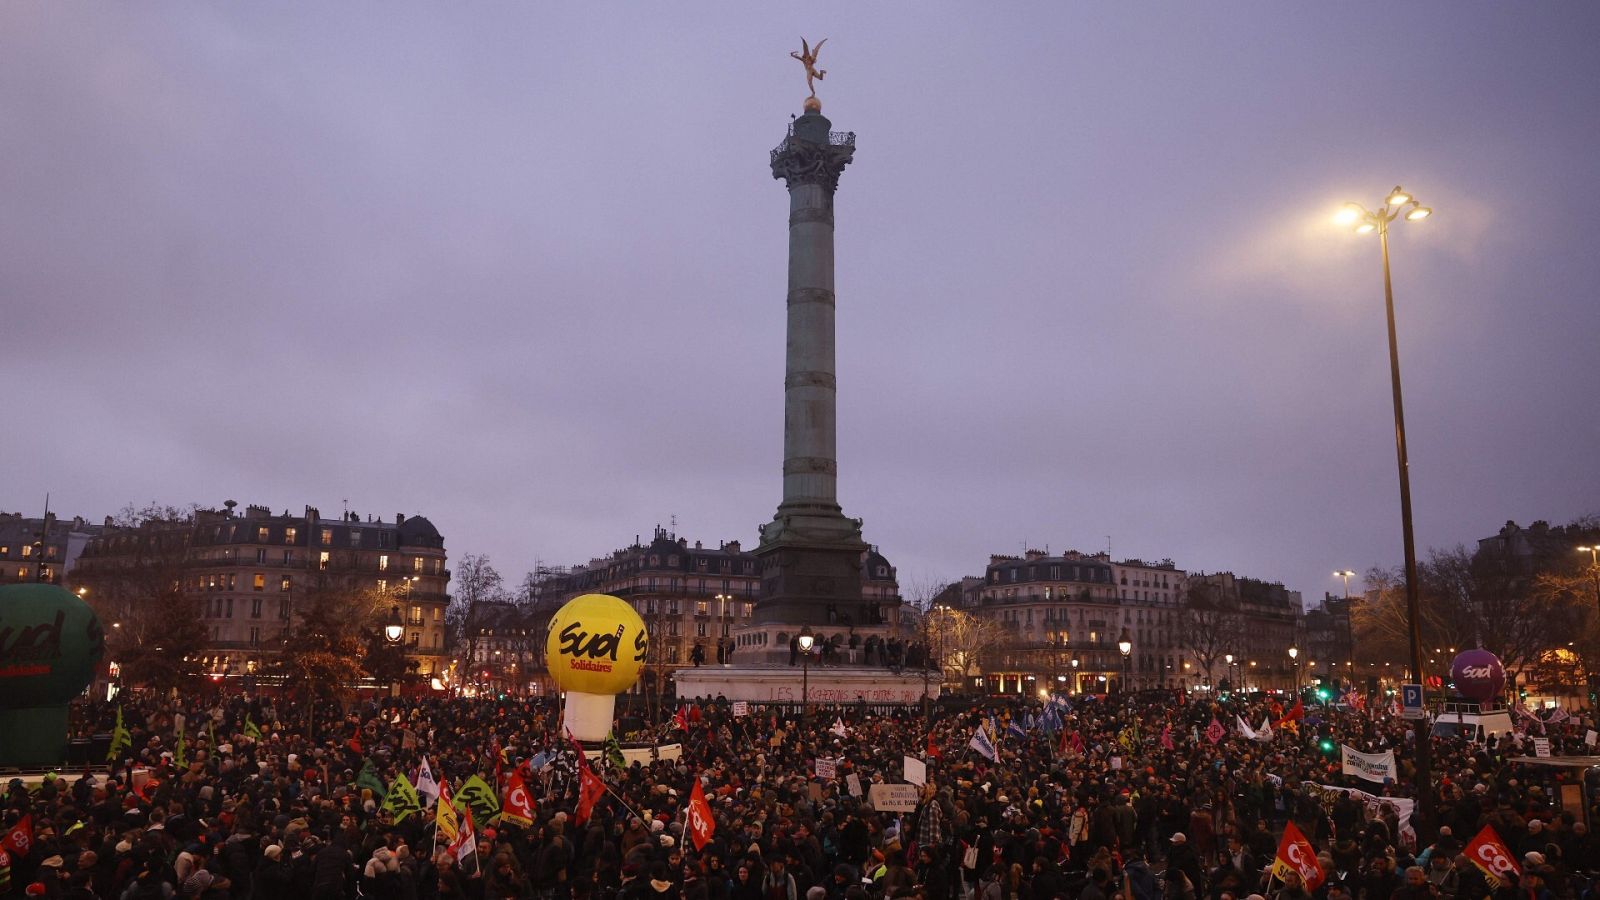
[1451,649,1505,702]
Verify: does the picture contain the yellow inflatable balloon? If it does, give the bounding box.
[545,593,648,696]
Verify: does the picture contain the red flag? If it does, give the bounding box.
[569,732,607,827]
[1,814,32,858]
[347,735,363,755]
[1270,822,1324,890]
[1281,698,1305,722]
[1464,825,1520,889]
[449,802,479,876]
[926,733,941,759]
[673,706,690,732]
[1205,718,1224,744]
[687,779,716,851]
[1160,724,1175,751]
[501,768,535,826]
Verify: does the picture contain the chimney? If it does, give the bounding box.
[397,513,406,526]
[104,516,113,528]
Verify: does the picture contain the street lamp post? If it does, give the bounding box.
[1335,571,1358,678]
[1225,653,1235,692]
[1070,658,1079,695]
[1337,186,1434,839]
[1118,628,1132,693]
[1288,646,1299,694]
[1578,547,1600,624]
[797,625,815,718]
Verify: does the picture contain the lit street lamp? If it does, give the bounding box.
[384,606,404,644]
[1118,628,1132,693]
[1070,657,1079,695]
[1337,185,1434,838]
[797,625,815,717]
[1288,646,1299,694]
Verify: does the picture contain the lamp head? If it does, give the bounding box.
[1334,203,1365,226]
[1354,221,1376,235]
[1386,187,1412,207]
[1404,206,1432,221]
[1288,647,1298,659]
[797,624,815,653]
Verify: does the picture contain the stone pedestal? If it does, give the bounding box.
[673,663,939,706]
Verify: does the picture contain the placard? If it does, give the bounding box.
[732,701,749,718]
[1586,730,1596,747]
[815,757,837,779]
[845,773,862,797]
[1533,738,1551,758]
[903,755,926,787]
[868,783,919,812]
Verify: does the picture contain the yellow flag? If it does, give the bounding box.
[436,781,459,843]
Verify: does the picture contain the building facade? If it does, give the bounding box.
[1304,593,1355,684]
[70,501,450,684]
[1190,572,1305,693]
[960,550,1189,695]
[957,548,1306,696]
[460,600,552,698]
[0,511,101,586]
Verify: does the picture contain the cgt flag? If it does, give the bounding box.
[501,768,536,827]
[1,814,32,858]
[687,779,716,851]
[1464,824,1521,889]
[381,774,424,823]
[1271,821,1325,891]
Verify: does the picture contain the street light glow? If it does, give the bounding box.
[1387,188,1412,206]
[1405,206,1432,221]
[1354,221,1376,234]
[1334,203,1364,226]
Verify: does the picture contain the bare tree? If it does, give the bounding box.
[76,506,207,692]
[923,605,1008,685]
[1179,581,1242,689]
[446,554,506,681]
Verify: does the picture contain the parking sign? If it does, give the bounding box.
[1401,683,1425,720]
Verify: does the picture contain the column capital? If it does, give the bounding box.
[771,120,856,191]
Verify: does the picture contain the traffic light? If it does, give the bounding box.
[1315,686,1331,702]
[1319,737,1336,755]
[1587,674,1599,704]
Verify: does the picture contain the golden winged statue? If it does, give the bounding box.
[790,37,827,103]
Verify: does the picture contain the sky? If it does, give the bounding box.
[3,4,1598,604]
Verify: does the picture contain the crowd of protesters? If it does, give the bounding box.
[1,688,1595,900]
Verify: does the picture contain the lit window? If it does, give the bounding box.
[257,527,269,542]
[284,528,297,544]
[280,576,291,592]
[21,545,32,558]
[433,607,441,622]
[413,557,423,573]
[379,555,389,572]
[319,551,329,570]
[410,605,422,624]
[320,528,332,545]
[696,601,708,615]
[378,579,387,593]
[253,574,265,591]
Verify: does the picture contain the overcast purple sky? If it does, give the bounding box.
[4,5,1598,603]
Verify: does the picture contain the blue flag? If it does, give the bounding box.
[1008,720,1027,741]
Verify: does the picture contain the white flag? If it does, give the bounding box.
[415,756,440,809]
[1235,715,1256,740]
[1255,717,1273,743]
[830,717,848,738]
[969,726,998,761]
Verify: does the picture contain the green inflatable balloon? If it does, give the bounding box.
[0,583,105,767]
